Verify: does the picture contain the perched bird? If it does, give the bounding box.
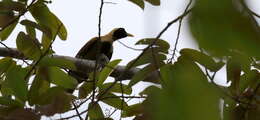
[68,28,133,92]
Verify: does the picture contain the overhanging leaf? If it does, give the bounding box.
[97,59,121,86]
[6,62,28,102]
[48,67,78,89]
[29,1,67,40]
[128,0,144,9]
[0,20,18,41]
[145,0,160,6]
[88,103,104,120]
[100,93,128,110]
[100,82,132,95]
[16,32,41,60]
[180,48,224,72]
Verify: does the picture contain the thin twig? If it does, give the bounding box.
[72,102,84,120]
[118,40,144,51]
[168,0,193,63]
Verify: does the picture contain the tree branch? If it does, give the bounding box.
[0,47,160,82]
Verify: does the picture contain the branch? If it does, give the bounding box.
[0,47,160,82]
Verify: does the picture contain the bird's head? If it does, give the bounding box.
[110,28,134,41]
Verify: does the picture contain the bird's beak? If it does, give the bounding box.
[127,33,134,37]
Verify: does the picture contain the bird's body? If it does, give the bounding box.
[68,28,133,92]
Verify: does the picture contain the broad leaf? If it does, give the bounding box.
[180,48,224,72]
[129,0,144,9]
[6,108,40,120]
[0,20,18,41]
[6,62,28,102]
[88,103,104,120]
[16,32,41,60]
[136,38,169,53]
[78,82,93,99]
[122,103,144,118]
[97,59,121,86]
[28,67,50,105]
[29,1,67,41]
[20,19,52,38]
[0,97,23,107]
[48,67,78,89]
[100,93,128,110]
[145,0,160,5]
[100,82,132,95]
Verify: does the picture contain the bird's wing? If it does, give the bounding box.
[76,37,99,60]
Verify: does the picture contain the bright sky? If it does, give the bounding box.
[3,0,260,119]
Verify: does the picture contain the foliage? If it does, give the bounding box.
[0,0,259,120]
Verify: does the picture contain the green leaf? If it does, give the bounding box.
[136,38,169,53]
[189,0,260,58]
[122,103,143,118]
[100,93,128,110]
[20,19,52,38]
[0,97,23,107]
[78,82,93,99]
[29,1,67,40]
[88,103,104,120]
[180,48,224,72]
[129,63,162,87]
[100,82,132,95]
[28,67,50,105]
[48,67,78,89]
[129,0,144,9]
[0,1,26,12]
[0,20,18,41]
[139,85,160,96]
[154,56,220,120]
[0,57,13,74]
[145,0,160,6]
[6,62,28,102]
[226,57,241,95]
[16,32,41,60]
[127,48,166,67]
[97,59,121,86]
[37,87,74,116]
[38,56,76,70]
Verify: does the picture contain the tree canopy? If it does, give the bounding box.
[0,0,260,120]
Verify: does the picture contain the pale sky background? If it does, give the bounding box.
[3,0,260,119]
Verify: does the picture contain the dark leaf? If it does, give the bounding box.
[128,0,144,9]
[88,103,105,120]
[100,93,128,110]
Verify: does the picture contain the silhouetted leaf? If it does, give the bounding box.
[88,103,104,120]
[16,32,41,60]
[145,0,160,6]
[129,0,144,9]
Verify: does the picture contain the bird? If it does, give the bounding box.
[68,28,133,92]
